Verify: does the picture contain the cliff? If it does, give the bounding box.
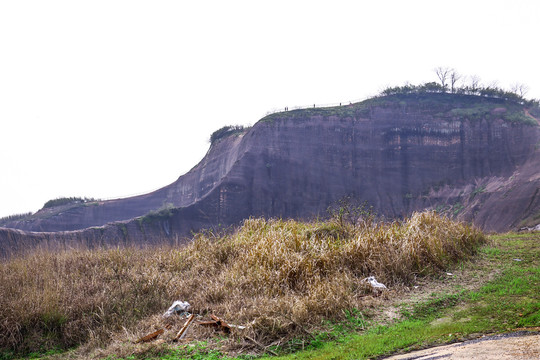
[1,93,539,255]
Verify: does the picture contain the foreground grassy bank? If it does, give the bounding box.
[0,211,486,359]
[264,231,540,360]
[103,232,538,360]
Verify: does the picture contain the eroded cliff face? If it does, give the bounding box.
[2,134,248,232]
[174,99,539,232]
[2,93,539,255]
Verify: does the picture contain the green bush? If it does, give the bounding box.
[42,197,97,209]
[209,125,249,144]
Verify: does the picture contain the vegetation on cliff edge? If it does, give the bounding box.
[209,125,250,145]
[42,197,99,209]
[260,79,539,126]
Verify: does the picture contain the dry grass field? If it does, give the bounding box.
[0,211,486,358]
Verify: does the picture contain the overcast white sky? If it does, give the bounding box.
[1,0,539,218]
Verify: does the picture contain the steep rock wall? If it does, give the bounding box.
[2,93,539,254]
[181,105,538,230]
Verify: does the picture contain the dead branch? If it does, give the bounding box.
[174,314,195,341]
[135,328,164,343]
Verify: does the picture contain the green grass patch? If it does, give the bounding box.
[107,342,230,360]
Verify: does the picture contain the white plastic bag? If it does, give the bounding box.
[163,300,191,317]
[364,276,387,290]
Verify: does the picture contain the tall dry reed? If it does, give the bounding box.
[0,211,485,354]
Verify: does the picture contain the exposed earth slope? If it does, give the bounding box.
[1,93,539,254]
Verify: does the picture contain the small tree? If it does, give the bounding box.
[450,70,462,93]
[469,75,481,94]
[327,196,374,230]
[511,83,529,98]
[434,67,452,92]
[420,82,444,93]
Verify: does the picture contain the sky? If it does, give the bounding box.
[1,0,539,218]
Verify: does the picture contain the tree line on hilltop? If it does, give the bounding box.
[380,67,539,108]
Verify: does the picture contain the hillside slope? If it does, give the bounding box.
[1,131,248,232]
[1,93,539,254]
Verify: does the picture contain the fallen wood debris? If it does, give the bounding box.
[198,314,232,333]
[135,328,164,343]
[137,309,246,346]
[198,320,221,327]
[174,314,195,341]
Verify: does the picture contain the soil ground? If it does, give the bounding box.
[384,332,540,359]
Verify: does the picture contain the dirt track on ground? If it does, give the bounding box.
[384,332,540,360]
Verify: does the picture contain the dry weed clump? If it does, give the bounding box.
[0,248,175,354]
[0,211,486,355]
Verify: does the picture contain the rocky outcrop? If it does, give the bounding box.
[1,93,539,255]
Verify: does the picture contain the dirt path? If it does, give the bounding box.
[384,332,540,359]
[368,253,502,326]
[524,108,540,125]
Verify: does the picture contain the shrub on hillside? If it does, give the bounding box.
[209,125,248,144]
[42,197,97,209]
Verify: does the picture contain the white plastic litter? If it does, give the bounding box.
[163,300,191,317]
[364,276,387,290]
[230,324,247,330]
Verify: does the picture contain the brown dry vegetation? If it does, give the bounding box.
[0,211,486,357]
